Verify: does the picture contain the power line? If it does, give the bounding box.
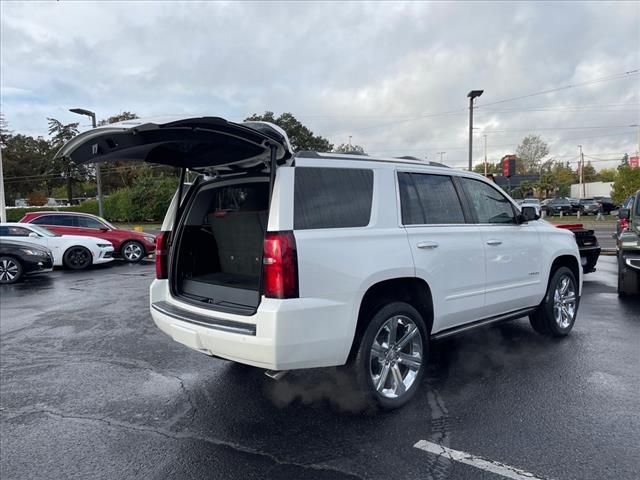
[476,69,640,108]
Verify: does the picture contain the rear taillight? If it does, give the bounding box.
[155,231,170,279]
[262,231,299,299]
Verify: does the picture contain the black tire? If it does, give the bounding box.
[618,253,639,297]
[346,301,428,410]
[63,246,92,270]
[530,266,579,337]
[0,256,23,284]
[121,241,145,263]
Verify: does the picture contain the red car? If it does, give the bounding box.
[20,211,156,263]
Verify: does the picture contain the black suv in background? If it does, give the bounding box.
[579,198,600,215]
[594,196,616,214]
[541,197,573,216]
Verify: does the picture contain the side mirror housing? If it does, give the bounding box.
[100,227,109,232]
[618,208,630,220]
[521,206,540,222]
[28,232,39,238]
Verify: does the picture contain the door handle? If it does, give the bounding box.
[417,241,439,249]
[486,239,502,246]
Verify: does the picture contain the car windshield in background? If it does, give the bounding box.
[28,225,59,237]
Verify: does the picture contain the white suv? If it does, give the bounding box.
[57,116,582,409]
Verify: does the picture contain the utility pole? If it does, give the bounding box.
[467,89,484,171]
[578,145,585,199]
[483,134,488,176]
[348,135,352,153]
[0,145,6,223]
[437,152,446,163]
[69,108,103,217]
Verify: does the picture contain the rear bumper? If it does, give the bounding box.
[149,280,355,370]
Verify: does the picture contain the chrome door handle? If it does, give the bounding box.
[417,241,439,249]
[486,239,502,246]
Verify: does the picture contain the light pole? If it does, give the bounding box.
[437,151,446,163]
[0,145,6,223]
[467,89,484,171]
[69,108,103,217]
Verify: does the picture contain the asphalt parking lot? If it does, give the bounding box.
[1,257,638,480]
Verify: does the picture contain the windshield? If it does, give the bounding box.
[28,225,59,237]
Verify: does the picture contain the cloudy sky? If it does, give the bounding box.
[1,1,638,170]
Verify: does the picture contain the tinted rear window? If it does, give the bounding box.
[294,167,373,229]
[398,172,465,225]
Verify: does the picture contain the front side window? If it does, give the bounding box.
[398,172,465,225]
[294,167,373,230]
[461,178,517,224]
[77,216,105,229]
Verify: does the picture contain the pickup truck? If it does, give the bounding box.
[616,190,640,296]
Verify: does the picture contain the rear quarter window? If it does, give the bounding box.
[294,167,373,230]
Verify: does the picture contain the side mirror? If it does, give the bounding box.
[521,206,540,222]
[618,208,630,220]
[100,227,109,232]
[28,232,39,238]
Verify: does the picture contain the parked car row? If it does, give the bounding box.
[0,212,156,284]
[537,196,617,216]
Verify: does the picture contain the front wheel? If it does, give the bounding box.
[63,246,92,270]
[618,254,639,296]
[121,241,145,263]
[0,256,23,284]
[530,266,579,337]
[347,302,428,410]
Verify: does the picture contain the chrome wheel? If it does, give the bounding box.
[122,242,143,262]
[369,315,423,399]
[0,258,20,283]
[553,274,576,329]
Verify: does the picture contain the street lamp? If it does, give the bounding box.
[69,108,104,217]
[467,89,484,171]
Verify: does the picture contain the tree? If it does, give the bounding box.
[97,112,144,191]
[2,134,54,203]
[332,143,367,155]
[245,112,333,152]
[97,111,139,126]
[472,162,501,175]
[0,113,11,147]
[582,162,597,183]
[597,168,617,182]
[619,153,629,169]
[611,166,640,204]
[516,135,549,174]
[48,118,87,204]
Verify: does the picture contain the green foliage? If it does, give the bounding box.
[516,135,549,174]
[597,168,617,182]
[333,143,367,155]
[245,111,333,152]
[472,162,501,174]
[582,162,597,182]
[2,134,55,203]
[5,175,178,222]
[97,111,139,126]
[611,166,640,204]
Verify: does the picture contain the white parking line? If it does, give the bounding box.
[413,440,549,480]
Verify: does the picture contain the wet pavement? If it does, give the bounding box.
[1,257,638,480]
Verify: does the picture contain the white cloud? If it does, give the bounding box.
[1,0,638,170]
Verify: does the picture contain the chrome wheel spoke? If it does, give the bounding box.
[376,363,391,391]
[387,317,398,346]
[371,342,386,360]
[391,365,406,395]
[398,352,421,370]
[395,325,418,351]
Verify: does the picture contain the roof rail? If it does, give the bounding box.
[295,151,451,168]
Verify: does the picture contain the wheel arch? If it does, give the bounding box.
[346,277,434,363]
[549,255,580,292]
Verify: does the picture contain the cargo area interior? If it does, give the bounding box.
[175,179,269,313]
